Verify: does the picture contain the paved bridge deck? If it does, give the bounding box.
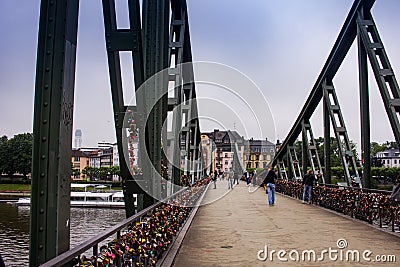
[173,181,400,267]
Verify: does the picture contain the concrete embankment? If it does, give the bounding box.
[0,191,30,200]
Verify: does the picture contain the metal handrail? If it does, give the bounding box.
[276,179,399,232]
[319,183,392,194]
[40,188,187,267]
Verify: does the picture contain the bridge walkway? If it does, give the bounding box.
[173,181,400,267]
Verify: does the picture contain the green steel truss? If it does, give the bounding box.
[31,0,201,265]
[272,0,399,188]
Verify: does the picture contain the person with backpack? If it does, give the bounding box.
[262,167,277,206]
[302,170,316,204]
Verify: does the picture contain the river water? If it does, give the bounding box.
[0,201,125,267]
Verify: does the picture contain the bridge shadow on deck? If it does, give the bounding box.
[173,181,400,267]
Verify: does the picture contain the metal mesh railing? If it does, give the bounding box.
[40,179,210,267]
[275,179,400,233]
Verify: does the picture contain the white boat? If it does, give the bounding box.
[15,184,136,209]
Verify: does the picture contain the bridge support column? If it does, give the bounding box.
[30,0,79,265]
[357,10,371,188]
[324,99,331,184]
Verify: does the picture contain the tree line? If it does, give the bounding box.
[78,166,120,181]
[293,137,398,167]
[0,133,32,177]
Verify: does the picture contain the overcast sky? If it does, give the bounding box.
[1,0,400,150]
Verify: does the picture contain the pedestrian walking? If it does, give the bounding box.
[389,174,400,202]
[244,170,250,186]
[233,170,239,185]
[262,167,277,206]
[252,169,257,186]
[212,170,218,189]
[227,168,234,189]
[302,170,315,204]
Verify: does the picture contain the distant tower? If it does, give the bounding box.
[74,129,82,148]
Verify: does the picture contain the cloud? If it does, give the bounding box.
[1,0,400,149]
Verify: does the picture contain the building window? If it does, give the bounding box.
[224,153,228,158]
[256,155,259,160]
[225,160,228,165]
[395,160,397,164]
[74,157,80,162]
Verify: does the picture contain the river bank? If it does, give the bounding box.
[0,191,30,200]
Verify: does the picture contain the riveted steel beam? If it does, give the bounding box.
[272,0,375,166]
[30,0,79,265]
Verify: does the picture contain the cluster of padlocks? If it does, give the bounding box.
[275,179,400,229]
[79,178,209,267]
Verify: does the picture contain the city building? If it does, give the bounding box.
[71,149,89,180]
[211,129,245,173]
[75,143,121,181]
[376,148,400,168]
[74,129,82,149]
[243,138,276,169]
[201,129,276,174]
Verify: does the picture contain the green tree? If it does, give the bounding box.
[108,165,120,180]
[71,163,81,180]
[293,137,359,170]
[99,166,109,180]
[0,133,33,177]
[12,133,33,177]
[0,135,8,174]
[370,142,388,156]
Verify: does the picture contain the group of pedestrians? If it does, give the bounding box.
[211,168,239,190]
[260,167,318,207]
[258,167,400,209]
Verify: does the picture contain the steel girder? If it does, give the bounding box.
[32,1,200,263]
[102,0,149,217]
[272,0,386,188]
[232,142,245,177]
[277,159,288,180]
[322,81,361,186]
[288,145,302,181]
[302,122,325,184]
[30,0,79,265]
[274,0,399,188]
[357,11,400,188]
[168,0,202,186]
[272,0,375,167]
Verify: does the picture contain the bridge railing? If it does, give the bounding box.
[40,181,208,267]
[275,179,400,233]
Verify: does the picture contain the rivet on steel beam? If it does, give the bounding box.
[41,155,46,160]
[43,119,47,124]
[45,67,50,72]
[50,1,54,5]
[42,137,47,142]
[39,245,43,249]
[46,51,51,55]
[43,102,48,107]
[39,227,44,232]
[44,84,49,89]
[40,209,44,213]
[49,17,53,22]
[40,173,45,177]
[40,191,44,195]
[47,34,52,39]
